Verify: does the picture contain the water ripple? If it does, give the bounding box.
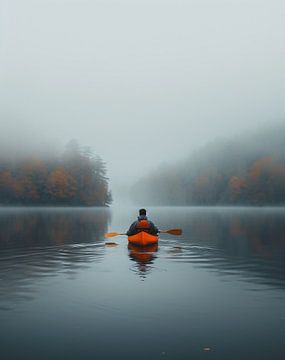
[161,242,285,290]
[0,242,105,307]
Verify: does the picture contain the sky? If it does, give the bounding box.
[1,0,285,194]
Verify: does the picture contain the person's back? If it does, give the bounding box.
[126,209,159,236]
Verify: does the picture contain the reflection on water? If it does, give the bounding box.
[150,207,285,286]
[0,207,111,250]
[0,208,110,307]
[0,207,285,360]
[155,207,285,261]
[1,206,285,293]
[128,243,158,279]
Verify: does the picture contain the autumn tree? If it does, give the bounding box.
[0,141,112,206]
[130,124,285,206]
[47,167,77,202]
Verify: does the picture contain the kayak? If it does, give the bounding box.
[128,231,159,246]
[128,232,158,246]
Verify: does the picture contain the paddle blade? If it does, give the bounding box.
[162,228,182,236]
[104,232,124,238]
[104,232,122,238]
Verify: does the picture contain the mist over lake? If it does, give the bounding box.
[1,0,285,187]
[1,0,285,359]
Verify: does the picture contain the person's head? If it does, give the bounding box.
[139,208,147,216]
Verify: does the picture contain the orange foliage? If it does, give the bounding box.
[0,142,111,205]
[229,176,246,191]
[249,157,274,180]
[0,171,17,197]
[47,167,77,200]
[0,170,14,188]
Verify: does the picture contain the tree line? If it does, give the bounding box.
[131,123,285,206]
[0,140,112,206]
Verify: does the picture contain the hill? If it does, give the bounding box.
[131,123,285,206]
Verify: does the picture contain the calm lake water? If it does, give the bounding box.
[0,206,285,360]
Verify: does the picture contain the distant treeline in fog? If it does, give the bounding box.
[131,123,285,206]
[0,140,112,206]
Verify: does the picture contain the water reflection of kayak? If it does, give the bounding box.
[128,231,159,246]
[128,243,158,264]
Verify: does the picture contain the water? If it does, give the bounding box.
[0,206,285,360]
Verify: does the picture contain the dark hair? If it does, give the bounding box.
[139,208,147,216]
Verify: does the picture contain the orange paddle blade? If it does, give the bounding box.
[161,228,182,236]
[104,232,126,238]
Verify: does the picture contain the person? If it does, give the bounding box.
[126,209,159,236]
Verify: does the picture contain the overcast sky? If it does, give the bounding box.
[1,0,285,191]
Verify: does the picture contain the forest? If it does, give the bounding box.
[0,140,112,206]
[131,123,285,206]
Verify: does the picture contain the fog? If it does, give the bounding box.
[1,0,285,200]
[130,122,285,205]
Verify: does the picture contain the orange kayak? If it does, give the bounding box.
[128,231,159,246]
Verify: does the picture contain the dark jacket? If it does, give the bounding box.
[126,215,159,236]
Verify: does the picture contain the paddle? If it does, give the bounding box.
[104,232,126,238]
[159,228,182,236]
[104,228,182,238]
